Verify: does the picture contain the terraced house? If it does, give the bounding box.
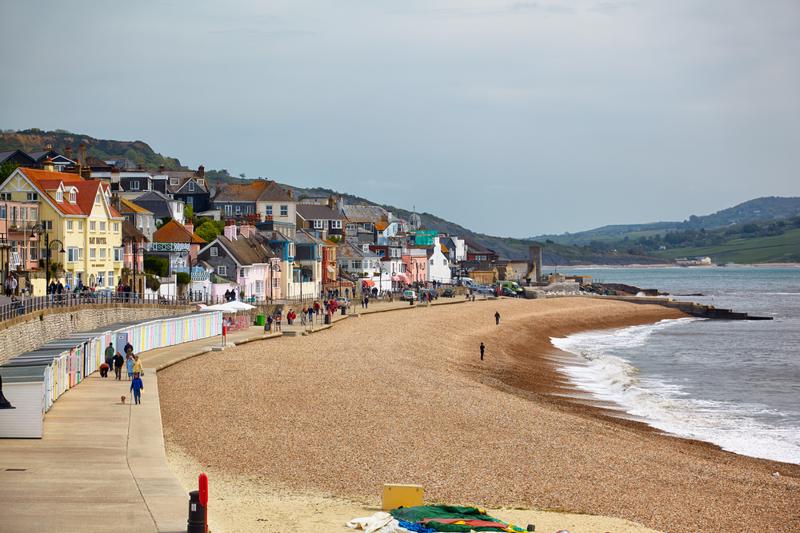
[212,180,296,224]
[0,166,124,292]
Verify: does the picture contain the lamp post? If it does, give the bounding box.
[44,233,65,291]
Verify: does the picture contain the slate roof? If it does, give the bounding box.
[296,204,345,220]
[213,235,275,266]
[152,219,206,244]
[341,204,388,223]
[129,190,178,219]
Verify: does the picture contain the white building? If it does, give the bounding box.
[427,236,452,284]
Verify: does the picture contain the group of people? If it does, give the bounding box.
[100,341,144,405]
[223,289,239,302]
[264,299,346,332]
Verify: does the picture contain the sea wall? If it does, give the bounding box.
[0,304,194,364]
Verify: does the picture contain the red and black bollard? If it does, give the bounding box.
[187,472,209,533]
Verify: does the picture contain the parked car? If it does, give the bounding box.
[442,288,455,297]
[336,297,350,308]
[496,280,524,295]
[402,289,417,301]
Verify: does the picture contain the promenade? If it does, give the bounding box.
[0,297,471,533]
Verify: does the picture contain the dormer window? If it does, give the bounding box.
[68,189,77,203]
[95,192,101,205]
[170,177,179,186]
[56,190,63,202]
[188,181,195,192]
[197,179,204,186]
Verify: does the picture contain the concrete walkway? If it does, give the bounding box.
[0,372,185,533]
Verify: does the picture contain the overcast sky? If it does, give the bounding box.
[1,0,798,236]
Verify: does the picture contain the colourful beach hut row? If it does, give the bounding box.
[0,311,223,438]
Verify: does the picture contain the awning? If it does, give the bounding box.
[361,279,375,287]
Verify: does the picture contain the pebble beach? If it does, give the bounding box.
[159,297,800,532]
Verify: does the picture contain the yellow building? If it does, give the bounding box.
[0,166,124,293]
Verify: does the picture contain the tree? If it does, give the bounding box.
[195,219,224,242]
[184,205,194,220]
[145,274,161,292]
[0,162,19,181]
[144,255,169,277]
[176,272,190,285]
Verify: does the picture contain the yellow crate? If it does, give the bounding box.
[382,484,424,511]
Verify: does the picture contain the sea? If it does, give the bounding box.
[551,265,800,465]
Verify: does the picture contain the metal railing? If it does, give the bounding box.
[0,293,193,324]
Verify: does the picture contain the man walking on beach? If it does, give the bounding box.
[113,351,124,380]
[495,311,501,325]
[480,342,485,361]
[104,343,115,371]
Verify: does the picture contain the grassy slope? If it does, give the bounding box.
[653,228,800,263]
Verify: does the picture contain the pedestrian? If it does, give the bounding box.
[480,342,485,361]
[104,342,115,370]
[126,353,135,380]
[113,351,124,380]
[266,314,273,332]
[124,341,133,355]
[99,362,109,378]
[130,373,144,405]
[300,307,307,326]
[364,295,369,309]
[495,311,500,325]
[132,355,143,376]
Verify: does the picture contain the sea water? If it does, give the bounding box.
[551,266,800,464]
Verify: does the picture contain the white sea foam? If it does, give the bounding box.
[551,319,800,464]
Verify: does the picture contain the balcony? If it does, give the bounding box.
[146,242,190,253]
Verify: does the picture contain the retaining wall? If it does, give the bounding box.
[0,305,193,365]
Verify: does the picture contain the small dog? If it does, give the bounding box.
[121,395,126,405]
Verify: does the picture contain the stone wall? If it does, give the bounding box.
[0,305,194,365]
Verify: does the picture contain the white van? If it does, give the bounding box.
[457,277,476,288]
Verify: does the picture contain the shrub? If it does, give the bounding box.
[144,255,170,277]
[176,272,190,285]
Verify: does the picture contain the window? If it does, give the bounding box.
[108,271,114,288]
[331,220,342,229]
[239,268,245,278]
[94,193,101,205]
[0,193,10,201]
[114,248,123,262]
[255,280,264,294]
[280,205,288,217]
[90,221,96,231]
[67,248,80,262]
[99,221,106,232]
[235,205,242,214]
[42,220,53,230]
[224,205,233,216]
[90,248,96,259]
[67,220,73,231]
[99,248,106,259]
[56,190,63,202]
[265,205,273,216]
[29,207,37,221]
[273,278,278,288]
[0,206,5,218]
[68,190,76,203]
[78,221,83,230]
[346,224,357,233]
[130,180,140,191]
[30,246,38,260]
[188,181,195,192]
[26,192,38,201]
[113,223,119,232]
[217,265,227,276]
[170,177,179,186]
[210,247,218,257]
[313,219,324,229]
[362,222,372,230]
[97,271,105,286]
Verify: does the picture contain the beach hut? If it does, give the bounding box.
[0,365,48,438]
[200,302,253,331]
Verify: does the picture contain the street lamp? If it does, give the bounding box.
[43,233,65,290]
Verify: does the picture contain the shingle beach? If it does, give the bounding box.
[160,297,800,532]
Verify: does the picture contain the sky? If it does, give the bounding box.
[1,0,798,237]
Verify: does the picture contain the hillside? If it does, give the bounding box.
[0,128,182,169]
[653,228,800,264]
[532,197,800,245]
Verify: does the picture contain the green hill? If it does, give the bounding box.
[653,228,800,264]
[0,128,182,169]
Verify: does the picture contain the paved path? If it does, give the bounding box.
[0,297,478,532]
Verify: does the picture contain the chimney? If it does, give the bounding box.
[197,165,205,177]
[43,157,55,172]
[224,221,238,241]
[158,165,165,173]
[65,146,73,161]
[185,220,194,234]
[529,245,542,282]
[239,223,255,239]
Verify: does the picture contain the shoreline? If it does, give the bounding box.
[159,297,800,532]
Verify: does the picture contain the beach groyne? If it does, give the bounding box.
[588,294,773,320]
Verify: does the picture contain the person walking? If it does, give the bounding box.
[113,351,124,380]
[495,311,501,325]
[125,353,135,381]
[104,343,115,370]
[132,355,143,376]
[480,342,485,361]
[130,373,144,405]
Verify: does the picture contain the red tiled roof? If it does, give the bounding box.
[18,167,122,218]
[152,219,206,244]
